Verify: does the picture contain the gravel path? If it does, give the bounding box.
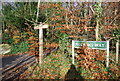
[0,54,35,81]
[2,54,27,68]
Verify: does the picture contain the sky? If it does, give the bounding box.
[0,0,2,10]
[0,0,119,2]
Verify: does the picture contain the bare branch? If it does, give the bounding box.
[24,17,35,24]
[109,15,119,25]
[90,5,95,15]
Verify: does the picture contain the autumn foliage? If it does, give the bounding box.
[13,2,119,79]
[76,46,119,79]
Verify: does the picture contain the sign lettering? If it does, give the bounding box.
[74,41,107,50]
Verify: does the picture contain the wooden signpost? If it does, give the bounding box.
[34,23,48,64]
[72,40,110,67]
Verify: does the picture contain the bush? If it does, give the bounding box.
[10,41,29,54]
[76,46,119,79]
[2,33,14,45]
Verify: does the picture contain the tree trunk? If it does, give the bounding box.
[0,2,3,44]
[96,20,99,41]
[95,2,101,41]
[36,0,40,24]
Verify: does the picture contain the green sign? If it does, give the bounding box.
[72,40,110,67]
[74,41,107,50]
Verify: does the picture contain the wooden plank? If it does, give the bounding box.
[34,24,48,29]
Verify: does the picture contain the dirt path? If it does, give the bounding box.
[0,48,58,80]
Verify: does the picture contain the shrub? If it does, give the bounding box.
[76,46,119,79]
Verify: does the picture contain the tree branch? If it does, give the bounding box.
[90,5,95,15]
[109,15,119,25]
[24,17,36,24]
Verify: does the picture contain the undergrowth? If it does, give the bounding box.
[28,50,71,79]
[21,46,119,80]
[75,46,120,79]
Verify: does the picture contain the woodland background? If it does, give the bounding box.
[1,2,120,79]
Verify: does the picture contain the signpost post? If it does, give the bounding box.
[34,24,48,64]
[116,39,119,63]
[106,40,109,67]
[72,40,109,67]
[72,40,75,64]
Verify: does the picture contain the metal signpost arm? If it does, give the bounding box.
[116,39,119,63]
[72,40,75,64]
[106,40,109,67]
